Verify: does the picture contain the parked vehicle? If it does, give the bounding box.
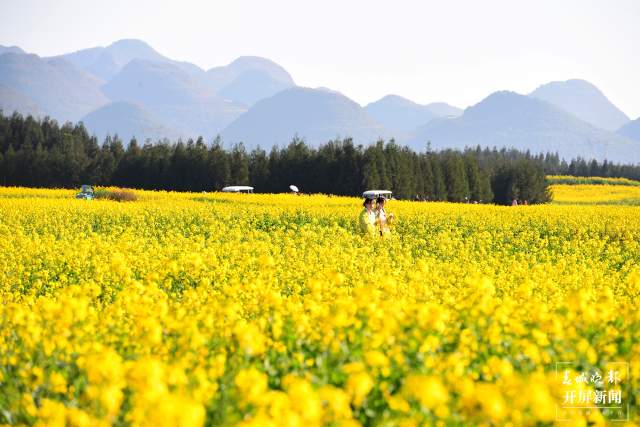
[362,189,393,200]
[221,186,254,194]
[75,185,94,200]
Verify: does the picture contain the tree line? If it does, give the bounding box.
[5,111,637,204]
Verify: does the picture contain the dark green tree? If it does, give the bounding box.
[208,137,230,190]
[443,152,469,202]
[249,147,270,191]
[230,143,249,185]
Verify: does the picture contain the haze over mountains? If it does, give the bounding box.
[101,58,245,138]
[81,101,180,143]
[207,56,295,105]
[0,84,42,117]
[221,87,390,149]
[0,38,638,162]
[0,52,109,121]
[529,79,630,131]
[0,46,25,55]
[364,95,462,133]
[48,39,180,82]
[618,118,640,142]
[407,91,637,163]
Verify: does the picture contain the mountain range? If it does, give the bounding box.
[364,95,462,133]
[0,52,108,121]
[221,87,390,149]
[0,39,638,162]
[0,46,25,55]
[529,79,630,131]
[81,101,181,143]
[618,118,640,142]
[407,91,637,163]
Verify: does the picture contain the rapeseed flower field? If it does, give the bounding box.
[1,186,638,426]
[551,183,640,205]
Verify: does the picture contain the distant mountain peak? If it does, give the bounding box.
[466,90,519,109]
[531,78,609,101]
[102,58,216,105]
[108,38,154,49]
[408,90,639,163]
[218,68,293,106]
[81,101,181,142]
[105,39,165,61]
[0,52,109,121]
[0,45,26,55]
[48,39,169,82]
[364,94,461,133]
[223,56,294,85]
[377,94,419,104]
[617,117,640,142]
[262,86,359,105]
[1,52,40,63]
[206,55,295,106]
[229,55,283,66]
[549,78,598,87]
[529,78,629,131]
[484,89,516,98]
[221,86,390,149]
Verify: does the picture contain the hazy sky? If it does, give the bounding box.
[1,0,639,118]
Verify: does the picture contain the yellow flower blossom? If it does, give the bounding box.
[0,186,639,425]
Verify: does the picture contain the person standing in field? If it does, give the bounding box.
[359,198,376,237]
[375,196,394,236]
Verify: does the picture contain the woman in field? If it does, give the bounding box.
[359,198,376,237]
[375,196,394,236]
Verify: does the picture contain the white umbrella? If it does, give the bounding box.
[289,185,299,193]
